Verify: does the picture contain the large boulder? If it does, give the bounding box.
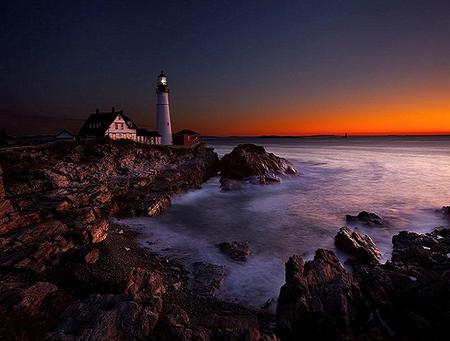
[335,226,382,264]
[276,249,370,340]
[346,211,384,226]
[220,144,297,189]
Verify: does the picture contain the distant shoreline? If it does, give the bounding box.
[204,134,450,139]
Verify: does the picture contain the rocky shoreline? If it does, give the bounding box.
[0,141,285,340]
[1,141,450,340]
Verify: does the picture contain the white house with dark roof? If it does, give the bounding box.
[78,107,161,144]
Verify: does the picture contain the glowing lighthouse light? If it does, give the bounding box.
[159,74,167,85]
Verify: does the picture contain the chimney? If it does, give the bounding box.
[96,109,99,114]
[112,107,115,113]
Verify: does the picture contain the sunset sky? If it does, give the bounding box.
[1,0,449,136]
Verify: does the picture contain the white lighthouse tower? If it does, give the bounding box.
[156,71,172,145]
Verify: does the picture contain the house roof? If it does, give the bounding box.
[55,129,75,139]
[78,111,137,137]
[174,129,200,136]
[136,129,161,137]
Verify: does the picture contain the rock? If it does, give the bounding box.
[441,205,450,214]
[155,305,192,341]
[190,262,228,296]
[346,211,384,226]
[391,229,450,269]
[85,248,100,263]
[351,229,450,339]
[276,249,370,340]
[335,226,382,264]
[277,228,450,339]
[125,267,166,302]
[220,144,297,189]
[87,218,110,243]
[147,195,171,216]
[49,294,163,340]
[16,281,58,315]
[217,240,251,261]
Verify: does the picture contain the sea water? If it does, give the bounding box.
[121,136,450,309]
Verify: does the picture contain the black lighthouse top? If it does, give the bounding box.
[156,71,169,93]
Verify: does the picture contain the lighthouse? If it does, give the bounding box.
[156,71,172,145]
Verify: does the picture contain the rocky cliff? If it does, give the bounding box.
[0,141,219,274]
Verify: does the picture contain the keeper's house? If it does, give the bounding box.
[78,108,161,144]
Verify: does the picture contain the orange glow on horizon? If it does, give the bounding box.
[174,83,450,136]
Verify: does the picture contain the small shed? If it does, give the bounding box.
[173,129,201,145]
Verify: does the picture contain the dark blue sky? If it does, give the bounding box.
[1,0,449,135]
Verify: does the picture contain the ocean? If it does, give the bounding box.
[121,136,450,309]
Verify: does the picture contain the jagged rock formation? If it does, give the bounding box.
[277,228,450,340]
[335,226,382,264]
[276,249,370,340]
[220,144,297,190]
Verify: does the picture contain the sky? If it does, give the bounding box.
[1,0,449,136]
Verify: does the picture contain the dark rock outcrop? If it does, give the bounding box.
[276,249,370,340]
[277,228,450,340]
[335,226,382,264]
[220,144,297,190]
[217,240,251,262]
[346,211,384,226]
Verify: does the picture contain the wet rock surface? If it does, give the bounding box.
[335,226,382,264]
[220,144,297,190]
[346,211,384,226]
[277,228,450,340]
[217,240,251,262]
[190,262,228,296]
